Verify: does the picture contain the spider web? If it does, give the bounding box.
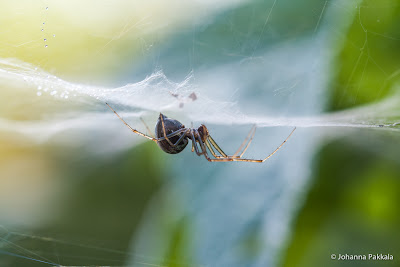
[0,1,399,149]
[1,0,400,267]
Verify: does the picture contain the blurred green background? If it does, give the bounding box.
[284,1,400,266]
[1,0,400,266]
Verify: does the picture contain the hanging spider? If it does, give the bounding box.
[106,103,296,162]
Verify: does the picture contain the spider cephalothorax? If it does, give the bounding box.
[106,103,296,162]
[196,124,209,143]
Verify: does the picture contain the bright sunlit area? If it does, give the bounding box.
[1,0,400,266]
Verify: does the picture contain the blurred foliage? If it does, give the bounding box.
[283,0,400,266]
[195,0,326,57]
[282,136,400,267]
[329,0,400,110]
[1,142,165,266]
[151,0,328,76]
[164,217,194,267]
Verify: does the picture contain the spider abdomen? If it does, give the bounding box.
[155,114,188,154]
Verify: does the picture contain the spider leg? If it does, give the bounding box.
[200,140,231,162]
[107,103,188,143]
[190,129,197,153]
[207,135,228,157]
[206,157,260,162]
[197,136,244,162]
[106,103,156,142]
[205,139,224,158]
[190,130,204,156]
[140,117,155,138]
[206,128,257,159]
[203,127,296,163]
[257,127,296,162]
[170,129,191,146]
[232,125,256,158]
[190,122,196,153]
[195,134,220,162]
[159,113,175,147]
[156,128,188,142]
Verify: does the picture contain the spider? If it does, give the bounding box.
[106,103,296,162]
